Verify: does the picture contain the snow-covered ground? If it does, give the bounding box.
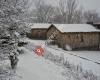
[67,51,100,64]
[16,45,65,80]
[47,47,100,76]
[13,39,100,80]
[26,39,100,76]
[49,46,100,64]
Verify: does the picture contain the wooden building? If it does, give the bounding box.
[47,24,100,50]
[27,23,51,39]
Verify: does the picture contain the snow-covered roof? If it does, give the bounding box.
[30,23,51,29]
[53,24,100,32]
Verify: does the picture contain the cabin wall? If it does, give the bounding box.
[28,29,47,39]
[47,26,56,39]
[47,26,61,40]
[59,32,100,50]
[47,26,62,45]
[99,33,100,50]
[47,25,100,50]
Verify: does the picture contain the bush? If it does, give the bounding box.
[18,42,27,47]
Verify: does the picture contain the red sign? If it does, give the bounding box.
[34,46,44,56]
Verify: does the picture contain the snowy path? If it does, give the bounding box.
[16,48,65,80]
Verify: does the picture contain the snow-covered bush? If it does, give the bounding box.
[0,60,17,80]
[18,41,27,47]
[43,50,65,66]
[17,47,24,54]
[25,41,36,51]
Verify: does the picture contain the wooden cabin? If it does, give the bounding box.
[47,24,100,50]
[27,23,51,40]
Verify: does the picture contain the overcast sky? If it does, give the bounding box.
[44,0,100,14]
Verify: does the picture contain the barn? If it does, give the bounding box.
[47,24,100,50]
[27,23,51,40]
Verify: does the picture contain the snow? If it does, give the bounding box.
[29,23,100,32]
[25,39,100,76]
[68,51,100,63]
[54,24,100,32]
[0,59,18,80]
[16,41,65,80]
[6,39,99,80]
[22,39,100,77]
[46,46,100,77]
[30,23,51,29]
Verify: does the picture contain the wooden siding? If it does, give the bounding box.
[59,32,100,50]
[27,29,47,39]
[47,25,62,46]
[47,25,100,50]
[47,25,61,40]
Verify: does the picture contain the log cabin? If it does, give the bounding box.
[27,23,51,40]
[47,24,100,50]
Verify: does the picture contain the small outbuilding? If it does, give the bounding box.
[47,24,100,50]
[27,23,51,40]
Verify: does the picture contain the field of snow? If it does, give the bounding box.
[67,51,100,63]
[12,39,100,80]
[26,40,100,77]
[47,47,100,77]
[16,44,65,80]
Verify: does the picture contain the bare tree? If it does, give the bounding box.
[66,0,79,23]
[72,7,83,23]
[58,0,79,23]
[58,0,67,23]
[34,0,54,23]
[84,10,99,23]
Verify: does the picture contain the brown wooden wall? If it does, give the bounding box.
[58,32,100,50]
[27,29,47,40]
[47,26,100,50]
[47,25,61,40]
[27,25,100,50]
